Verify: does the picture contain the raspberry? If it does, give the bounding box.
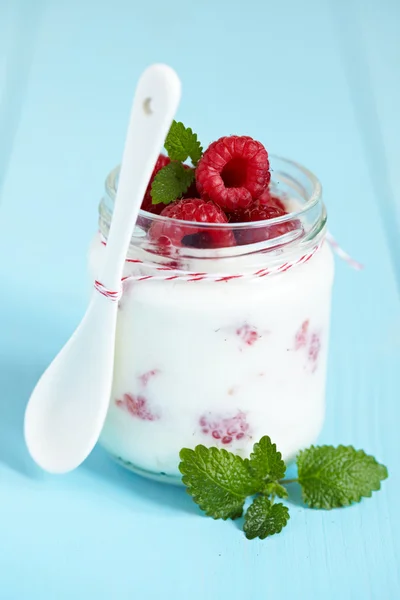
[229,203,283,223]
[294,319,310,350]
[199,411,250,445]
[258,189,286,212]
[149,198,235,249]
[308,333,321,369]
[141,154,171,215]
[138,369,160,386]
[115,393,159,421]
[236,324,260,346]
[229,202,299,245]
[196,136,270,211]
[294,322,321,373]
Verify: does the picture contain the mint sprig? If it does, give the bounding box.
[164,120,203,166]
[179,436,388,541]
[150,120,203,206]
[150,161,195,205]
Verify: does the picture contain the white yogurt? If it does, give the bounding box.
[90,157,334,483]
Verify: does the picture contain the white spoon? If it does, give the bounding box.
[24,64,181,473]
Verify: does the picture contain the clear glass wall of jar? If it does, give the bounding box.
[89,156,334,484]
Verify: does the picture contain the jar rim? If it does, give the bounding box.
[104,154,322,231]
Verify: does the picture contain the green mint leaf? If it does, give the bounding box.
[179,445,263,520]
[264,482,289,499]
[150,161,195,205]
[244,496,290,540]
[164,120,203,165]
[246,436,286,482]
[297,445,388,509]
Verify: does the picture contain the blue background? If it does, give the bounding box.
[1,0,399,598]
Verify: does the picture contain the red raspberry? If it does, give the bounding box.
[195,136,270,211]
[141,154,171,215]
[229,202,299,245]
[149,198,235,249]
[138,369,160,386]
[294,319,310,350]
[236,323,260,346]
[116,394,159,421]
[308,333,321,370]
[199,411,250,445]
[258,189,286,212]
[229,203,283,223]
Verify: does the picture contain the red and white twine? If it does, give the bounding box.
[121,243,321,283]
[94,279,123,302]
[325,232,363,271]
[95,234,362,299]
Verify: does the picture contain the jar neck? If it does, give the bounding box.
[98,155,327,271]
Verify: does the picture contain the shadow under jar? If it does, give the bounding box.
[89,155,334,484]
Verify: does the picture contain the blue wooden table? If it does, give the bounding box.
[1,0,399,598]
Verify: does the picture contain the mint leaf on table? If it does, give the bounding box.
[246,435,286,482]
[164,120,203,165]
[297,445,389,509]
[179,445,263,520]
[150,161,195,205]
[244,496,290,540]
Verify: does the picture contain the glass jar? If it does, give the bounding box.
[89,156,334,484]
